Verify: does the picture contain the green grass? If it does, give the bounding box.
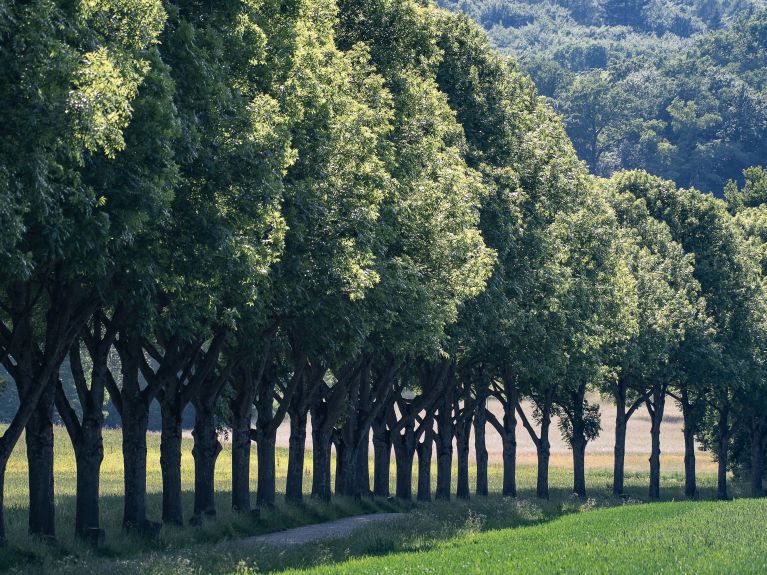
[287,499,767,574]
[0,427,754,574]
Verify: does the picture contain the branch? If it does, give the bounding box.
[55,377,82,442]
[515,399,540,448]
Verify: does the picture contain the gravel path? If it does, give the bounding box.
[234,513,405,547]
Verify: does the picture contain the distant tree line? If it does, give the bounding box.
[440,0,767,195]
[1,0,766,549]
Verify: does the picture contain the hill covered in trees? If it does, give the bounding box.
[439,0,767,194]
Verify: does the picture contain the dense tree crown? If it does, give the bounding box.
[0,0,765,552]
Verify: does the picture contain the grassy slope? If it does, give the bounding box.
[289,499,767,575]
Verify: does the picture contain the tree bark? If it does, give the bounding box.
[680,388,698,499]
[26,379,56,537]
[750,418,764,498]
[372,418,391,497]
[192,399,221,517]
[286,411,308,504]
[535,392,553,499]
[434,389,454,502]
[648,387,665,501]
[256,430,277,507]
[572,433,587,498]
[613,388,627,497]
[121,404,150,530]
[231,407,253,512]
[717,406,729,500]
[160,400,184,525]
[474,399,488,497]
[311,429,333,502]
[74,414,104,536]
[393,427,416,501]
[455,427,471,500]
[417,425,434,502]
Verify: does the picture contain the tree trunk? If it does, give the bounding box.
[717,407,729,500]
[417,428,433,502]
[474,400,488,497]
[613,391,627,497]
[372,421,391,497]
[355,437,370,496]
[74,414,104,536]
[456,429,470,500]
[648,386,665,501]
[501,389,518,498]
[311,428,333,502]
[750,418,764,498]
[192,400,221,517]
[121,405,149,530]
[435,393,454,502]
[393,437,415,501]
[572,433,587,498]
[231,408,252,512]
[160,401,184,525]
[286,412,307,504]
[26,380,56,538]
[680,391,697,500]
[536,396,552,499]
[256,431,277,507]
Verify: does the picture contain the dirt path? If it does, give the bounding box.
[232,513,405,547]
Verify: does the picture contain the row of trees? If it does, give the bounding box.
[1,0,766,548]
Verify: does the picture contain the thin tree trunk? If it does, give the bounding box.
[613,389,627,497]
[256,431,277,507]
[717,406,729,500]
[417,426,434,502]
[192,399,221,517]
[751,418,765,497]
[680,389,697,499]
[456,428,471,500]
[474,395,488,497]
[311,427,333,502]
[537,394,552,499]
[647,385,666,500]
[372,419,391,497]
[160,400,184,525]
[231,408,252,512]
[286,411,308,504]
[393,436,415,501]
[26,379,56,538]
[572,434,587,498]
[435,391,454,502]
[356,437,370,496]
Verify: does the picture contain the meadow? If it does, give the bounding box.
[0,426,752,574]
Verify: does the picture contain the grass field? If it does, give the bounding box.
[0,426,754,574]
[288,500,767,575]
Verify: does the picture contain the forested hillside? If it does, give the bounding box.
[439,0,767,194]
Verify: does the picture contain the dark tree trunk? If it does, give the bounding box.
[648,394,665,501]
[74,414,104,536]
[417,427,434,502]
[680,389,697,499]
[372,420,391,497]
[256,431,277,507]
[286,412,307,504]
[121,406,149,530]
[192,399,222,517]
[393,433,415,501]
[750,418,765,497]
[474,395,488,497]
[456,428,471,500]
[613,389,627,497]
[435,390,454,502]
[160,400,184,525]
[536,394,553,499]
[231,408,252,512]
[311,426,333,502]
[717,407,729,500]
[26,380,56,538]
[356,437,370,496]
[499,380,518,498]
[572,433,587,498]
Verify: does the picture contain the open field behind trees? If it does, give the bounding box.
[0,426,739,574]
